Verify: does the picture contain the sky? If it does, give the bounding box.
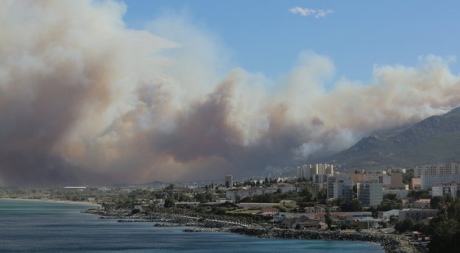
[122,0,460,82]
[1,0,460,186]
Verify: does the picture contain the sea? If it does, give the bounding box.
[0,199,384,253]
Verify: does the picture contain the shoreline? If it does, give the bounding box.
[0,197,100,207]
[84,209,417,253]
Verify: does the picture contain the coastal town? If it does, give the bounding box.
[2,162,460,253]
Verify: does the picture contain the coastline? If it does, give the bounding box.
[0,197,100,207]
[84,209,418,253]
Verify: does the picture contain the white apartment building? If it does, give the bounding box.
[421,175,460,190]
[297,164,313,180]
[297,164,334,181]
[414,163,460,190]
[363,172,384,183]
[415,163,460,177]
[432,183,459,198]
[327,174,353,203]
[357,182,383,207]
[313,164,334,175]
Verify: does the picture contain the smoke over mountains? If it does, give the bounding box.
[1,0,460,186]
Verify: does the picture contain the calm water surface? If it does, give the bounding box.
[0,199,384,253]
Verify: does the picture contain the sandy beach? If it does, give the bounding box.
[0,198,100,207]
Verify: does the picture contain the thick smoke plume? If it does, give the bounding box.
[1,1,460,186]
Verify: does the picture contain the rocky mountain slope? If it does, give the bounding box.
[323,107,460,169]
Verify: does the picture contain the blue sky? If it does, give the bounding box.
[122,0,460,82]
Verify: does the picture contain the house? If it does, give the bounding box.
[279,213,311,228]
[378,209,400,222]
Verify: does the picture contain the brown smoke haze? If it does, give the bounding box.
[1,0,460,186]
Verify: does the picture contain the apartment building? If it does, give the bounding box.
[432,183,459,198]
[297,164,334,180]
[357,182,383,207]
[327,174,353,203]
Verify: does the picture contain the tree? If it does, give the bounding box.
[402,169,414,185]
[341,199,362,212]
[408,189,431,200]
[383,193,398,201]
[335,197,344,207]
[429,219,459,253]
[164,197,175,208]
[431,196,445,209]
[300,187,314,202]
[395,217,415,233]
[317,188,327,203]
[325,207,332,229]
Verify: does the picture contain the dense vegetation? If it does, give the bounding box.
[427,194,460,253]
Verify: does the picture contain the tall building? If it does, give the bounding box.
[357,182,383,207]
[421,175,460,189]
[327,174,353,203]
[297,164,313,180]
[415,163,460,177]
[313,164,334,175]
[297,164,334,181]
[390,172,404,188]
[225,175,233,188]
[414,163,460,190]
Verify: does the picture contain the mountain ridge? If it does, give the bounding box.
[322,106,460,169]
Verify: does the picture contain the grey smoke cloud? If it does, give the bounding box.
[1,0,460,186]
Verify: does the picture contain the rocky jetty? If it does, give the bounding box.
[117,219,155,223]
[228,227,417,253]
[183,227,224,233]
[84,208,416,253]
[154,223,183,227]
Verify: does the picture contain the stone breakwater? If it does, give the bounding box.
[84,209,417,253]
[228,227,417,253]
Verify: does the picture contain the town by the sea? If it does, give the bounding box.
[0,199,384,253]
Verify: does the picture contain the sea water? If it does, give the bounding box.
[0,199,384,253]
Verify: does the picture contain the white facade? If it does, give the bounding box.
[357,182,383,207]
[297,163,334,181]
[313,164,334,175]
[297,164,313,180]
[363,173,383,183]
[421,175,460,190]
[415,163,460,177]
[432,184,459,198]
[382,175,392,186]
[327,174,353,202]
[378,209,400,221]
